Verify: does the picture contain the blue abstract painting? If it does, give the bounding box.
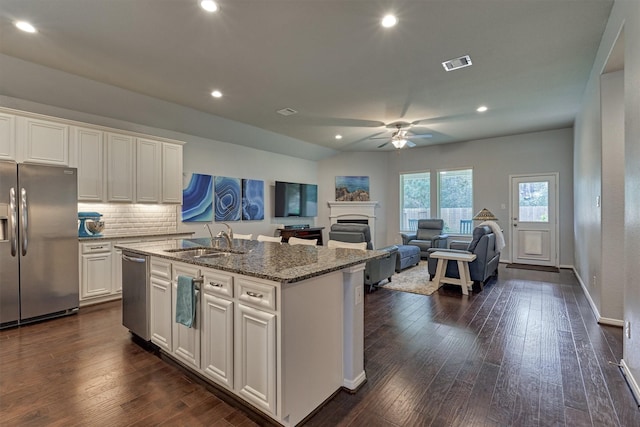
[182,173,213,222]
[215,176,241,221]
[242,179,264,221]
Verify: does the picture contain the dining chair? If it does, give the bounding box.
[257,235,283,242]
[288,236,317,246]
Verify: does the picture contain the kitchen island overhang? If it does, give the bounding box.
[116,238,387,426]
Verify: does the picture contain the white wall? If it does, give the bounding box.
[178,136,318,239]
[601,70,625,322]
[574,0,640,397]
[318,128,575,265]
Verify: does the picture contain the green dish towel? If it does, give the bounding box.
[176,275,197,328]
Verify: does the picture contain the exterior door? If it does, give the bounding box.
[510,173,558,267]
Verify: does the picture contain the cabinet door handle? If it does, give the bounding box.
[246,291,263,298]
[209,281,223,287]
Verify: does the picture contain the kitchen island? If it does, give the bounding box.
[116,238,386,427]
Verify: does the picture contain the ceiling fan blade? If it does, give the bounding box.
[377,141,390,148]
[369,135,391,140]
[409,133,433,139]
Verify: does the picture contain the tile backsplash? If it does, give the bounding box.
[78,203,177,236]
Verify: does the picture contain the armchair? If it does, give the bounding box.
[426,225,500,290]
[328,223,398,291]
[400,219,449,259]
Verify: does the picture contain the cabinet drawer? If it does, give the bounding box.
[81,241,112,254]
[202,268,233,299]
[236,278,276,311]
[151,258,172,280]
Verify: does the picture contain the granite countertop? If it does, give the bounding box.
[79,232,195,241]
[116,237,387,284]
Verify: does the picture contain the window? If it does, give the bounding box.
[518,181,549,222]
[438,168,473,234]
[400,172,430,231]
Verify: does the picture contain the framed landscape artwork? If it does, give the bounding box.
[335,176,370,201]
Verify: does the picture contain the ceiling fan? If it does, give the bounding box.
[372,123,432,149]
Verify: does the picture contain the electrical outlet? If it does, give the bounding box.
[626,321,631,339]
[592,275,597,286]
[355,286,363,305]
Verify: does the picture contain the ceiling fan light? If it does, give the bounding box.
[391,139,407,149]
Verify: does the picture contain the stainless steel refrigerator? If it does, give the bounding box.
[0,161,79,328]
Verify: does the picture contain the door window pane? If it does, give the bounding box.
[519,181,549,222]
[400,172,430,231]
[438,169,473,234]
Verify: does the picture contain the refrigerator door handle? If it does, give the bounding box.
[9,187,17,256]
[20,187,28,256]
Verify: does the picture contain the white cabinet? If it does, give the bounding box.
[75,127,105,201]
[17,116,69,165]
[80,242,113,300]
[106,133,135,202]
[150,258,172,352]
[172,262,201,369]
[136,138,161,203]
[162,142,183,203]
[0,113,16,160]
[234,277,277,416]
[201,268,234,389]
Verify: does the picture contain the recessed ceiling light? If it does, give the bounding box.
[200,0,219,12]
[335,135,343,140]
[211,90,222,98]
[381,14,397,28]
[477,106,488,112]
[15,21,37,33]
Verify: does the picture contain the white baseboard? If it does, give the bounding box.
[620,359,640,406]
[343,370,367,391]
[572,267,624,327]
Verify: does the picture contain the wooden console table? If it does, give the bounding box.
[430,251,477,296]
[278,227,325,245]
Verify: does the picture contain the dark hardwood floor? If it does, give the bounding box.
[1,265,638,426]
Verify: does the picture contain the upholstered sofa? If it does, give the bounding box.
[328,223,398,291]
[426,225,500,290]
[400,219,449,259]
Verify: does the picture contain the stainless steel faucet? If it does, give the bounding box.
[217,222,234,249]
[204,222,234,249]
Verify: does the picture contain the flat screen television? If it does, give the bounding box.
[275,181,318,217]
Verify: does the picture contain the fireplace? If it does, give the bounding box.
[328,201,379,247]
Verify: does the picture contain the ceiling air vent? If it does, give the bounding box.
[442,55,472,71]
[276,107,298,116]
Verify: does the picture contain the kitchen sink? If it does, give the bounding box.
[164,247,233,259]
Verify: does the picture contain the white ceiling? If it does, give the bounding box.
[0,0,613,156]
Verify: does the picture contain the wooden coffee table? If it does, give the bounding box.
[430,251,477,295]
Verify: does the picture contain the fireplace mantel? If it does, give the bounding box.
[328,201,379,247]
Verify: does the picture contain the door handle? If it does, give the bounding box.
[20,188,28,256]
[9,187,17,257]
[122,254,146,263]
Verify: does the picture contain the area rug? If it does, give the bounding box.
[506,263,560,273]
[378,262,440,296]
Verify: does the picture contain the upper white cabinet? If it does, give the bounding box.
[1,107,184,203]
[162,142,183,203]
[17,116,69,165]
[136,138,162,203]
[75,127,105,201]
[0,113,16,160]
[106,133,135,202]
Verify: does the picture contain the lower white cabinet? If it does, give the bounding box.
[202,292,234,388]
[235,303,277,414]
[80,242,112,300]
[150,258,172,352]
[171,263,201,369]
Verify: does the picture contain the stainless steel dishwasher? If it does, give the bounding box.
[122,251,150,340]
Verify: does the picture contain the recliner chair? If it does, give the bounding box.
[400,219,449,259]
[328,223,398,291]
[426,225,500,291]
